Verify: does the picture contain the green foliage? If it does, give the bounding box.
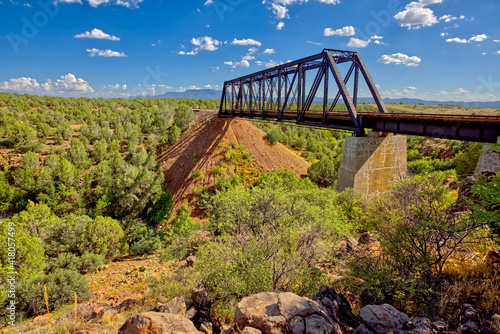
[253,170,316,192]
[453,142,484,180]
[198,179,358,300]
[197,233,325,300]
[189,169,204,180]
[264,126,282,145]
[470,173,500,240]
[145,192,174,226]
[67,138,91,169]
[348,254,428,314]
[370,174,473,274]
[0,217,45,282]
[80,252,105,273]
[308,155,342,188]
[124,219,162,256]
[161,204,198,244]
[15,269,90,316]
[0,92,196,219]
[45,253,82,273]
[79,216,126,258]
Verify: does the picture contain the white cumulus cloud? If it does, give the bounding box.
[324,26,355,37]
[469,34,488,42]
[263,48,276,54]
[191,36,221,51]
[86,48,128,57]
[446,37,468,43]
[74,28,120,41]
[231,38,262,46]
[347,38,370,48]
[377,53,422,66]
[394,0,441,29]
[0,73,94,95]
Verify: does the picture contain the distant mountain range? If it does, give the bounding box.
[149,89,500,109]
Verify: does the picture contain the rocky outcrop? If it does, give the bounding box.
[313,286,360,332]
[118,312,202,334]
[234,291,341,334]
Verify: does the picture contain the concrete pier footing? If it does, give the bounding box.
[336,132,407,198]
[475,136,500,174]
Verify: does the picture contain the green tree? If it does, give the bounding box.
[67,138,91,169]
[79,216,126,258]
[91,138,108,163]
[308,155,341,187]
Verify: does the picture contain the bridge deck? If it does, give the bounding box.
[217,109,500,143]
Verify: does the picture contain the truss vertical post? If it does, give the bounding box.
[219,82,226,114]
[353,66,359,108]
[262,73,267,118]
[278,70,282,119]
[231,83,235,115]
[323,65,329,124]
[249,77,253,117]
[297,64,303,121]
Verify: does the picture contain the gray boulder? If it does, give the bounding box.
[118,312,202,334]
[234,291,337,334]
[153,296,187,316]
[359,304,410,334]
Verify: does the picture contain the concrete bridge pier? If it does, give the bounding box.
[336,131,407,198]
[475,136,500,174]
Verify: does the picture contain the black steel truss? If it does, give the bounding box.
[219,49,387,135]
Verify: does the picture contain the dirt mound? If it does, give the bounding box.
[158,111,310,212]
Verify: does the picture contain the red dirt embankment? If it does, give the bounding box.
[158,110,310,210]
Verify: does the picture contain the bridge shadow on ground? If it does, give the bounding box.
[157,112,230,202]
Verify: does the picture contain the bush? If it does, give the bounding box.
[348,253,428,315]
[264,127,282,145]
[46,253,81,273]
[79,216,126,258]
[80,252,104,273]
[370,174,476,274]
[308,155,341,187]
[145,192,174,226]
[454,142,484,180]
[16,269,90,316]
[197,231,325,300]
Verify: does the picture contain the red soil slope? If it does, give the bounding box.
[158,110,310,210]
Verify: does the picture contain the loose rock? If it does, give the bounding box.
[118,312,201,334]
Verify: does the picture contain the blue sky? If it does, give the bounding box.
[0,0,499,102]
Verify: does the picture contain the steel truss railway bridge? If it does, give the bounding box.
[218,49,500,196]
[218,49,500,144]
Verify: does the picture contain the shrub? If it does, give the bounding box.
[79,252,104,273]
[308,155,341,187]
[469,173,500,240]
[79,216,126,259]
[264,127,282,145]
[145,192,174,226]
[347,253,428,315]
[197,230,325,300]
[45,253,81,273]
[370,174,476,274]
[15,269,90,316]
